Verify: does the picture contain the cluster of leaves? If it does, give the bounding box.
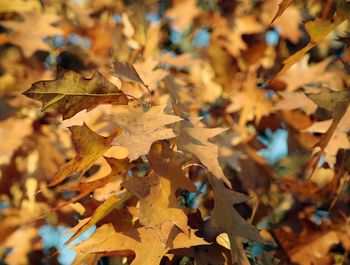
[1,0,350,264]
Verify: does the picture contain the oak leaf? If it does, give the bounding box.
[308,87,350,122]
[147,142,197,193]
[262,0,301,43]
[125,174,189,240]
[165,0,200,31]
[227,70,272,131]
[47,123,114,187]
[1,12,62,57]
[175,117,230,187]
[134,57,168,92]
[304,106,350,166]
[0,118,33,165]
[72,222,208,265]
[24,69,128,119]
[280,56,343,91]
[303,87,350,171]
[65,191,131,246]
[127,137,197,240]
[270,0,294,24]
[110,105,182,161]
[3,227,37,265]
[273,4,350,81]
[112,61,146,86]
[55,157,130,207]
[204,177,265,265]
[275,91,317,115]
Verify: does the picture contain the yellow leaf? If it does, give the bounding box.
[48,124,114,187]
[72,222,208,265]
[65,191,131,246]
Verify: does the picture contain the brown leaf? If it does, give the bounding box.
[72,222,208,265]
[47,123,114,187]
[65,191,131,246]
[272,10,348,81]
[110,105,182,161]
[3,227,37,265]
[227,70,272,131]
[123,172,189,240]
[204,177,265,265]
[275,91,317,115]
[175,117,230,187]
[165,0,200,31]
[112,61,146,86]
[270,0,294,24]
[147,142,197,193]
[307,87,350,122]
[280,56,343,91]
[0,0,40,13]
[55,157,129,207]
[24,69,128,119]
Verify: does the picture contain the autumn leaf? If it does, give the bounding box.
[23,69,128,119]
[175,117,230,187]
[305,87,350,166]
[165,0,200,31]
[0,0,40,13]
[47,123,114,187]
[275,90,317,115]
[272,3,350,81]
[110,105,182,161]
[308,87,350,122]
[204,177,265,265]
[3,227,37,265]
[227,69,272,131]
[147,142,197,193]
[112,61,146,86]
[134,57,168,91]
[304,108,350,167]
[270,0,294,24]
[65,191,131,246]
[124,174,189,240]
[122,145,192,241]
[4,1,350,264]
[307,87,350,149]
[0,118,33,165]
[1,12,62,57]
[54,157,130,207]
[279,55,342,91]
[72,222,208,265]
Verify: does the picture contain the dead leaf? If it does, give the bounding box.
[24,69,128,119]
[204,177,265,265]
[1,12,62,57]
[72,222,208,265]
[270,0,294,24]
[110,105,182,161]
[165,0,200,31]
[175,117,230,187]
[65,191,131,246]
[47,123,114,187]
[273,7,349,81]
[275,91,317,115]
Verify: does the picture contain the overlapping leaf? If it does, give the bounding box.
[110,105,182,161]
